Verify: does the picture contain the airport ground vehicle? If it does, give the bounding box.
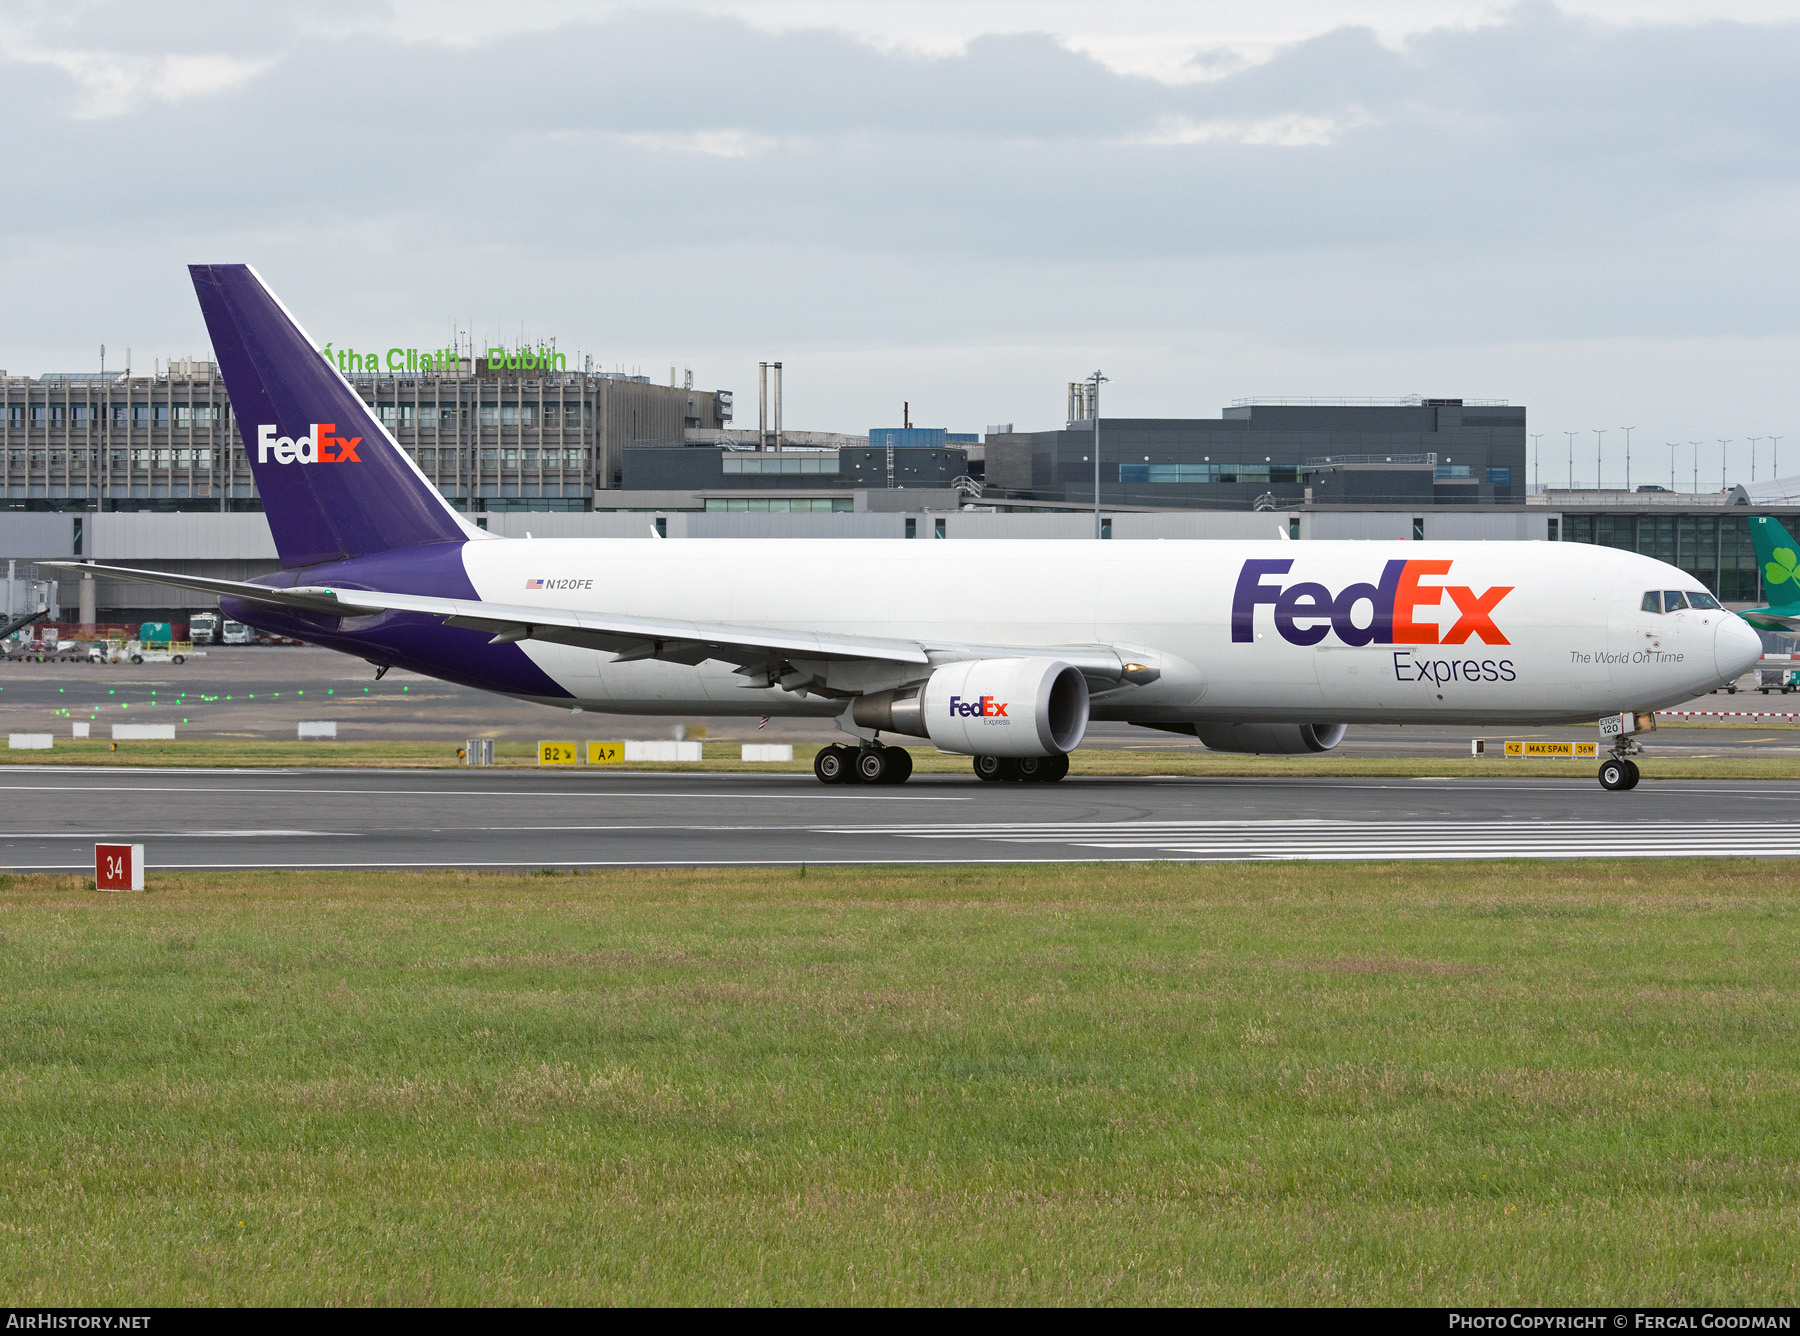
[220,619,253,645]
[51,265,1765,790]
[90,639,198,665]
[188,611,220,645]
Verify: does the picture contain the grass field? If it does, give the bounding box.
[2,861,1797,1305]
[5,735,1800,780]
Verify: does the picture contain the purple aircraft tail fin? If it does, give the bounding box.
[190,264,478,569]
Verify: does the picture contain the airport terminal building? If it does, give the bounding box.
[1,359,731,514]
[0,361,1779,617]
[984,399,1528,510]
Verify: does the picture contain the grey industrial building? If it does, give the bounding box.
[985,399,1527,509]
[623,443,969,507]
[1,358,731,514]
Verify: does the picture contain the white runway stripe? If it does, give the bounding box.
[816,818,1800,862]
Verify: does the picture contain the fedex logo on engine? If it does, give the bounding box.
[256,423,363,465]
[948,694,1009,718]
[1232,559,1513,647]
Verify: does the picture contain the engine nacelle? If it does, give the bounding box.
[1191,722,1347,755]
[851,657,1090,757]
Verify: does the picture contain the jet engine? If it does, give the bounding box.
[1191,722,1348,754]
[851,657,1090,757]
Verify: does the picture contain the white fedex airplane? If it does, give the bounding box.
[54,266,1763,791]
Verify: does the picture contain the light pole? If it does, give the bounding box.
[1592,429,1605,490]
[1773,435,1783,478]
[1087,370,1108,539]
[1748,436,1762,482]
[1564,431,1578,490]
[1718,439,1732,490]
[1690,442,1702,493]
[1619,426,1635,491]
[1667,442,1678,491]
[1530,433,1542,493]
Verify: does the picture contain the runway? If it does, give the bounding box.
[6,767,1800,869]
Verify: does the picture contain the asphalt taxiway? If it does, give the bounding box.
[5,767,1800,870]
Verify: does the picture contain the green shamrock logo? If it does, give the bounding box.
[1767,546,1799,587]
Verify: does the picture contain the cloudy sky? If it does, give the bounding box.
[4,0,1799,487]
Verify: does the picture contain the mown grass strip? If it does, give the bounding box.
[1,861,1797,1304]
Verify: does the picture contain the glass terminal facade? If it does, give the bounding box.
[0,363,728,514]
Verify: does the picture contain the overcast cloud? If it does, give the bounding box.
[3,0,1799,486]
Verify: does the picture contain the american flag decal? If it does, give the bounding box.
[525,578,545,590]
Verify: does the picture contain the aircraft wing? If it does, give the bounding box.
[1736,606,1800,632]
[43,560,931,668]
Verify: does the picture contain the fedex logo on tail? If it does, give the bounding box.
[1232,559,1513,647]
[948,694,1008,718]
[256,423,363,465]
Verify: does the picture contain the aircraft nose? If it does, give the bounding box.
[1714,614,1763,683]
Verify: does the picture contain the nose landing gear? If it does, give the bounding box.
[1597,710,1652,791]
[1598,756,1640,791]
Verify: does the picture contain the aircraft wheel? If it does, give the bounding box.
[1040,753,1070,783]
[855,747,890,785]
[1621,759,1641,789]
[973,755,1004,782]
[1015,756,1048,782]
[996,757,1024,782]
[1598,758,1630,791]
[883,747,913,784]
[814,744,854,785]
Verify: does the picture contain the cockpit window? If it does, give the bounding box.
[1688,591,1721,610]
[1642,591,1663,613]
[1663,591,1690,612]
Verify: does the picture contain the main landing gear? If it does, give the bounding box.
[814,743,914,785]
[812,746,1073,785]
[973,753,1070,784]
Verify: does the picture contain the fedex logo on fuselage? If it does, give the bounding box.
[256,423,363,465]
[948,694,1008,718]
[1232,558,1513,647]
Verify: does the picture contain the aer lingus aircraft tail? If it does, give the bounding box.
[1740,515,1800,630]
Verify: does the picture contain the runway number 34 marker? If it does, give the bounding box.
[94,843,145,892]
[538,741,579,766]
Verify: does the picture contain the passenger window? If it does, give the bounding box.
[1688,592,1721,610]
[1642,592,1663,613]
[1663,591,1689,612]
